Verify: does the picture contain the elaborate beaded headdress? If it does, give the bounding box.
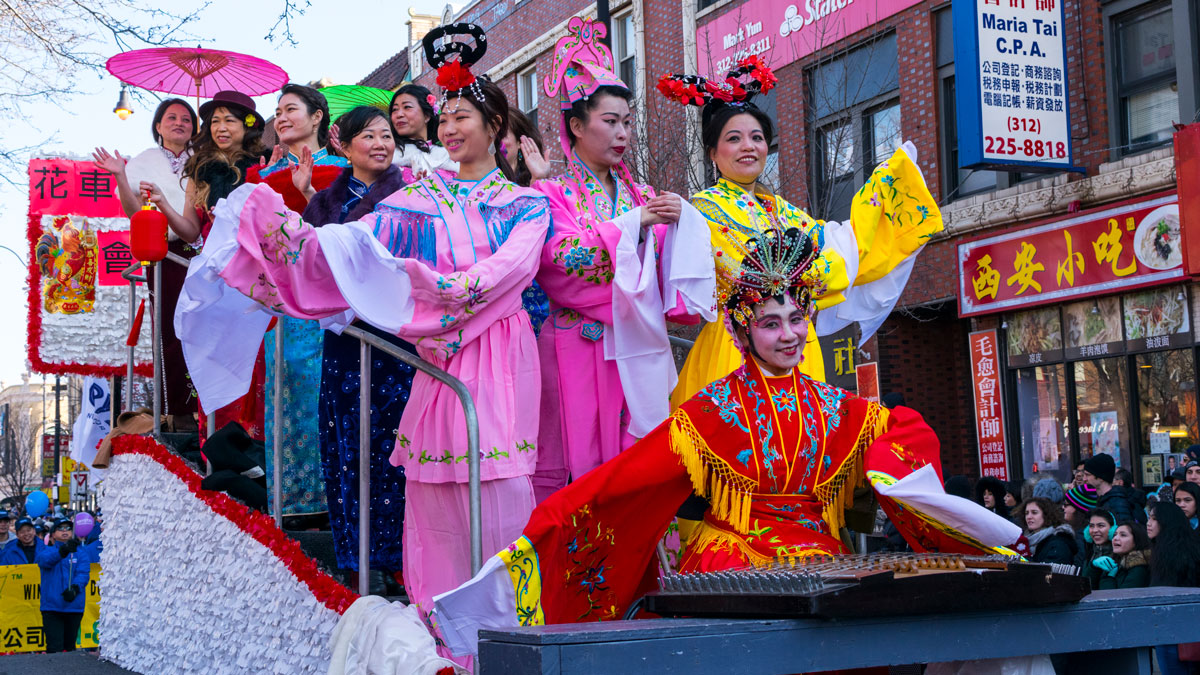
[725,226,821,333]
[422,22,489,113]
[656,54,778,111]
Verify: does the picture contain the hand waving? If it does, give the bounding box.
[519,136,551,181]
[91,147,127,176]
[292,146,315,199]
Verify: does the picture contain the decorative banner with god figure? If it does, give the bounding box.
[27,157,152,377]
[958,191,1183,317]
[37,215,98,314]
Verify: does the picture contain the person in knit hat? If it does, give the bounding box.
[1032,477,1065,505]
[1067,482,1099,508]
[1063,483,1098,568]
[1084,453,1143,524]
[1185,460,1200,486]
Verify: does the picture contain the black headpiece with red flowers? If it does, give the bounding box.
[422,22,489,112]
[656,55,778,111]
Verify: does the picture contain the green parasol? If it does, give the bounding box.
[319,85,396,121]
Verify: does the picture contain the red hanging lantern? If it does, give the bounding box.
[130,203,168,263]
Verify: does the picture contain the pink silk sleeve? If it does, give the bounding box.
[221,185,353,319]
[399,199,553,339]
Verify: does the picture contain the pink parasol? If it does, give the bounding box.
[106,47,289,105]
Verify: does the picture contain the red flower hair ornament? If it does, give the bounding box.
[656,55,777,108]
[436,60,476,92]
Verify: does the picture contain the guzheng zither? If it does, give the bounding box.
[643,553,1091,619]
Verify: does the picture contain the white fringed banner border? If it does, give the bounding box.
[99,436,356,674]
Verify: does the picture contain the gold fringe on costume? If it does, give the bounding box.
[668,410,757,534]
[812,404,888,535]
[685,520,832,566]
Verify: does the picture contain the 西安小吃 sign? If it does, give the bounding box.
[952,0,1078,171]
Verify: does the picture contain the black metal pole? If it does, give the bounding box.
[3,402,9,475]
[53,375,61,496]
[597,0,611,48]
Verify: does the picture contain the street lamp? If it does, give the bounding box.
[113,85,134,120]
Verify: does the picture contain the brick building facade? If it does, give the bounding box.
[375,0,1200,483]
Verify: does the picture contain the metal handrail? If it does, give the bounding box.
[668,335,696,351]
[121,262,145,414]
[270,321,284,529]
[341,324,484,595]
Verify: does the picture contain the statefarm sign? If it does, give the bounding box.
[695,0,924,76]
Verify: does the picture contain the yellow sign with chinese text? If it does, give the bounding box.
[0,563,100,651]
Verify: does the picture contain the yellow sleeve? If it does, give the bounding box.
[849,146,944,285]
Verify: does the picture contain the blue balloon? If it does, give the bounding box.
[24,491,49,518]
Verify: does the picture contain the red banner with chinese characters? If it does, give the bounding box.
[969,330,1009,480]
[855,362,880,403]
[27,157,152,378]
[97,231,135,286]
[28,158,124,218]
[958,191,1183,316]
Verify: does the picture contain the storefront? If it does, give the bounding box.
[959,190,1193,486]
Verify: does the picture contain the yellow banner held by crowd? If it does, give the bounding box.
[0,563,100,652]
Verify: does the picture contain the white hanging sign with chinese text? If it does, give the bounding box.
[952,0,1078,170]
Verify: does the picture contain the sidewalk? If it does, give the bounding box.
[0,652,135,674]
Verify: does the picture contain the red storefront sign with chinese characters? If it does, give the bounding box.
[969,330,1009,480]
[958,191,1183,316]
[28,159,124,218]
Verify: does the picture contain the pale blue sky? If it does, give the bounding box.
[0,0,440,387]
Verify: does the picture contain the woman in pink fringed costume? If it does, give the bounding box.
[525,17,716,503]
[177,24,547,662]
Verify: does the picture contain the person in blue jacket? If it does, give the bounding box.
[36,517,90,652]
[1,517,46,565]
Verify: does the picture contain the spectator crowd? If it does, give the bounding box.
[950,447,1200,674]
[0,505,102,653]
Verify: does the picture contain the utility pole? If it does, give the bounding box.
[53,375,61,494]
[597,0,611,48]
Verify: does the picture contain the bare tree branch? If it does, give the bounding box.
[0,0,205,172]
[265,0,311,47]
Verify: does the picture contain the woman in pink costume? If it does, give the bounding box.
[177,23,548,658]
[527,17,716,502]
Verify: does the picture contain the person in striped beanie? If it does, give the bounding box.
[1064,483,1099,571]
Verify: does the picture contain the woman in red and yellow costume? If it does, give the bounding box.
[661,57,943,406]
[432,225,1020,655]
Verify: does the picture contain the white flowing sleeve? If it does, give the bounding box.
[604,202,716,438]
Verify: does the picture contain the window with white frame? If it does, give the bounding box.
[518,65,538,128]
[614,12,637,89]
